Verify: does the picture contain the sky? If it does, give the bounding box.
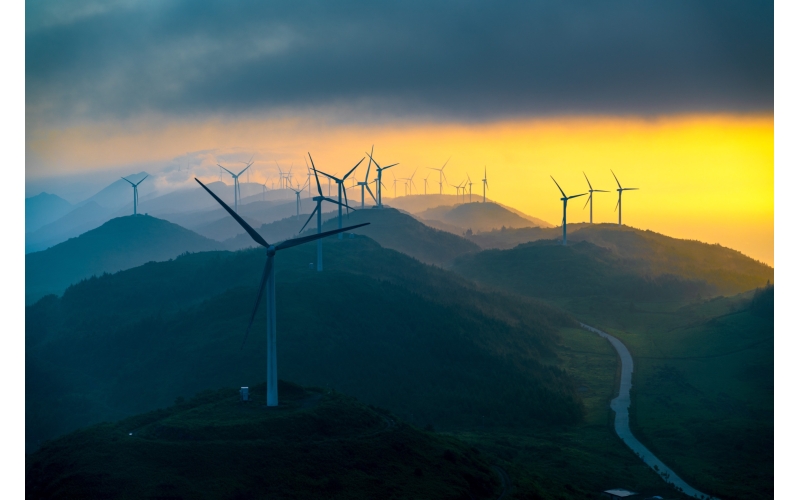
[25,0,774,264]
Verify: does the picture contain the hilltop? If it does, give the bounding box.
[25,193,74,233]
[26,236,581,445]
[418,202,551,233]
[457,224,773,298]
[25,215,224,303]
[27,382,499,500]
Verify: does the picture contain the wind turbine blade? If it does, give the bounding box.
[134,174,148,187]
[583,195,591,209]
[550,176,566,197]
[121,177,136,186]
[299,205,319,233]
[623,187,639,190]
[241,255,273,349]
[237,164,251,176]
[195,178,268,247]
[568,193,587,199]
[343,157,364,181]
[365,184,377,202]
[441,157,450,170]
[383,163,399,171]
[614,199,620,212]
[275,223,371,251]
[308,153,324,196]
[365,151,382,170]
[342,186,351,214]
[595,189,610,192]
[324,196,357,211]
[611,169,622,189]
[583,171,593,190]
[218,164,236,177]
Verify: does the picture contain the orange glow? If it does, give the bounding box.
[26,114,774,265]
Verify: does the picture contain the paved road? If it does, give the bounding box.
[580,323,719,500]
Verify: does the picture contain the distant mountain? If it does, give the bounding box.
[320,207,480,266]
[224,210,339,250]
[418,202,551,233]
[26,237,581,444]
[193,213,265,241]
[25,201,114,253]
[454,224,774,301]
[26,215,224,303]
[467,224,568,249]
[27,382,499,500]
[25,193,73,233]
[137,180,235,216]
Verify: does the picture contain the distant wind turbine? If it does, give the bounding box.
[482,166,488,203]
[357,146,378,208]
[611,170,639,226]
[427,158,450,195]
[288,179,309,216]
[300,154,359,270]
[551,176,587,245]
[582,172,610,224]
[423,174,430,195]
[467,175,473,203]
[219,160,252,212]
[315,156,364,239]
[121,175,148,215]
[366,150,398,208]
[194,177,367,407]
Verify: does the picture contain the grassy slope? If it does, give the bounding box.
[26,236,581,446]
[27,381,499,500]
[25,215,224,303]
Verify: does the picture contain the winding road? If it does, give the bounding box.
[580,323,719,500]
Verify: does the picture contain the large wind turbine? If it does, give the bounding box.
[357,146,377,208]
[551,176,586,245]
[315,157,364,239]
[300,155,358,270]
[219,161,252,212]
[482,167,488,203]
[427,158,450,195]
[582,172,609,224]
[121,175,148,215]
[366,151,398,208]
[611,170,639,226]
[194,178,367,407]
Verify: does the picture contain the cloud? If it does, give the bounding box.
[26,0,773,124]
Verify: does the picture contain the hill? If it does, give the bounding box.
[25,201,115,253]
[193,213,266,241]
[467,225,568,249]
[320,207,480,266]
[27,382,499,500]
[418,202,550,233]
[458,224,773,298]
[25,193,73,233]
[26,236,581,445]
[25,215,224,303]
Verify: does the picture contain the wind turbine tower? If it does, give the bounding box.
[195,178,367,407]
[357,146,377,208]
[551,176,587,245]
[366,150,398,208]
[611,170,639,225]
[482,167,488,203]
[121,175,148,215]
[467,175,473,203]
[582,172,609,224]
[427,158,450,195]
[289,180,309,216]
[219,161,252,212]
[314,156,363,239]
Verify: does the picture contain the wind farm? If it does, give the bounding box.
[23,2,774,500]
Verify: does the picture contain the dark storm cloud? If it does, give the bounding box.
[26,0,773,122]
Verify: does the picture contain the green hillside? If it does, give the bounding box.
[25,215,224,304]
[455,225,773,301]
[320,207,480,266]
[26,236,581,446]
[27,381,500,500]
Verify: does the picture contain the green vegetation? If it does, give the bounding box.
[27,381,500,500]
[25,215,224,304]
[26,236,581,447]
[417,202,548,233]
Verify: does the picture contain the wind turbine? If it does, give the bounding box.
[427,158,450,195]
[482,166,488,203]
[194,178,367,407]
[288,179,309,216]
[391,171,399,198]
[300,154,359,270]
[315,157,364,239]
[219,161,252,212]
[366,151,398,208]
[121,175,148,215]
[582,172,609,224]
[551,176,586,245]
[467,175,473,203]
[357,146,378,208]
[611,170,639,226]
[423,174,430,195]
[401,168,418,195]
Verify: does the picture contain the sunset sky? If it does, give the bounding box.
[25,1,774,264]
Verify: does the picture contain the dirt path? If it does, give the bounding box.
[580,322,719,500]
